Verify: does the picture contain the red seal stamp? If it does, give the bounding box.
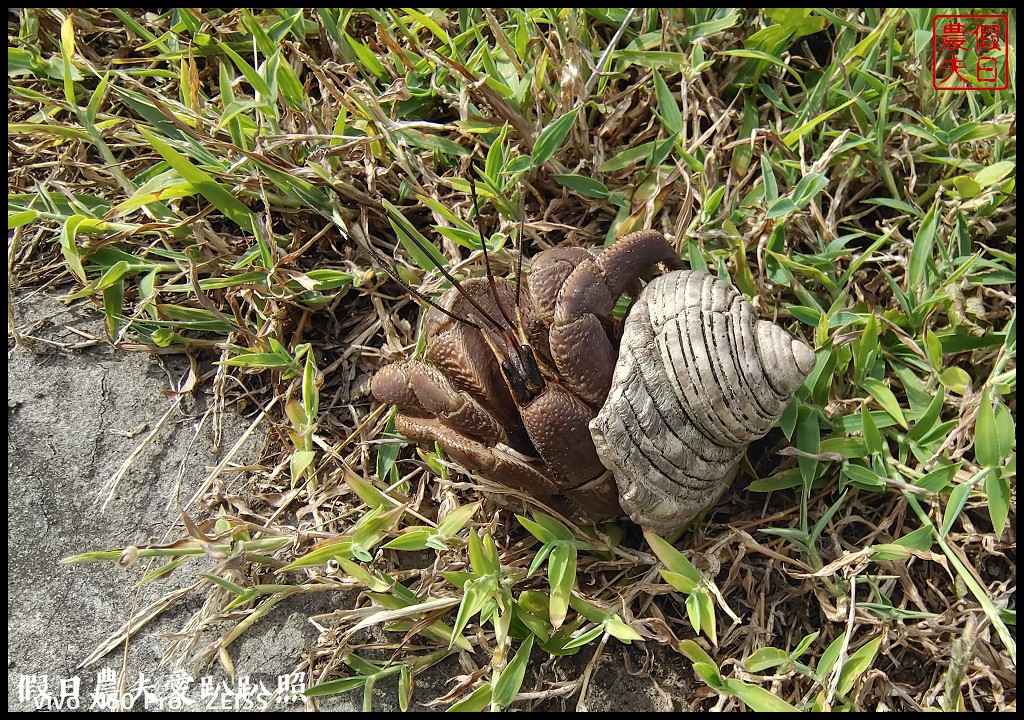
[932,14,1009,90]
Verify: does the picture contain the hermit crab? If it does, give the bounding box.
[371,229,814,536]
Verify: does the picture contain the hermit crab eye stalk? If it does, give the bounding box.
[517,344,544,394]
[500,359,530,404]
[497,342,546,405]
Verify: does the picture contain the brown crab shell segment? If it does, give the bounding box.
[589,270,815,537]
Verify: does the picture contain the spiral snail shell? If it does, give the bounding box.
[590,270,816,537]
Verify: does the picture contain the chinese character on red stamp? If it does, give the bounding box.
[932,14,1009,90]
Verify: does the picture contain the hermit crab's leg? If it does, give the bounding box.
[546,230,680,406]
[371,360,509,447]
[527,247,597,324]
[523,246,595,362]
[391,414,616,518]
[422,280,531,448]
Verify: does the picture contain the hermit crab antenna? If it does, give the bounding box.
[514,186,525,308]
[322,179,502,334]
[468,173,517,332]
[361,240,483,332]
[378,202,510,336]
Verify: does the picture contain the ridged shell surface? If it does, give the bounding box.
[590,270,816,536]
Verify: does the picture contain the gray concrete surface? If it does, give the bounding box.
[7,291,322,711]
[7,291,691,712]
